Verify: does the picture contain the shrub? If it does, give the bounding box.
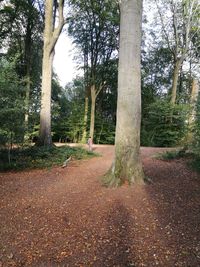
[0,145,96,171]
[142,100,188,147]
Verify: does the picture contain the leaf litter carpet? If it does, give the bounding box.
[0,145,200,267]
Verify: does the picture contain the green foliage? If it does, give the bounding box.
[94,114,115,144]
[93,59,117,144]
[0,0,43,143]
[68,0,119,143]
[193,94,200,151]
[0,0,198,151]
[68,0,119,66]
[0,145,95,171]
[0,57,25,146]
[189,157,200,173]
[141,47,173,101]
[157,149,200,174]
[187,94,200,172]
[156,149,185,160]
[52,77,85,143]
[142,100,189,147]
[51,73,116,145]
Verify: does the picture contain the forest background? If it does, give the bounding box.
[0,0,199,154]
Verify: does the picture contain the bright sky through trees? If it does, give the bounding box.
[53,33,76,86]
[53,0,154,87]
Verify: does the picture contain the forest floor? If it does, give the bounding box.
[0,145,200,267]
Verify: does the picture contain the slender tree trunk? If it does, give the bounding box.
[24,16,32,142]
[189,79,199,125]
[184,79,199,148]
[89,84,96,141]
[170,59,182,105]
[98,124,103,144]
[24,74,31,141]
[89,82,104,141]
[81,96,89,143]
[24,76,30,125]
[106,0,144,186]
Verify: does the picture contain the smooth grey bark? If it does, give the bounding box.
[108,0,144,186]
[38,0,64,146]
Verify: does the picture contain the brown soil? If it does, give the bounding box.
[0,145,200,267]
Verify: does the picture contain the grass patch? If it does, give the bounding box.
[0,145,97,171]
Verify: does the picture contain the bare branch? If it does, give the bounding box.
[62,156,72,168]
[49,0,65,54]
[155,0,174,56]
[171,0,179,58]
[96,81,106,97]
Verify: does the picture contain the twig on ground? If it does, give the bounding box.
[62,156,72,168]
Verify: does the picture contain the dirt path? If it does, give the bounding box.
[0,146,200,267]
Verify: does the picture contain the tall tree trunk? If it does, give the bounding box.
[189,79,199,125]
[81,95,89,143]
[24,74,31,140]
[106,0,144,186]
[97,124,103,144]
[37,0,64,146]
[170,59,182,105]
[39,48,54,146]
[24,16,32,142]
[184,79,199,148]
[89,84,96,141]
[89,82,104,141]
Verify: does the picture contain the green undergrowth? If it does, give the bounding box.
[188,154,200,173]
[156,149,200,174]
[0,145,98,171]
[155,149,185,160]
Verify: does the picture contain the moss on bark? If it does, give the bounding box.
[103,145,144,187]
